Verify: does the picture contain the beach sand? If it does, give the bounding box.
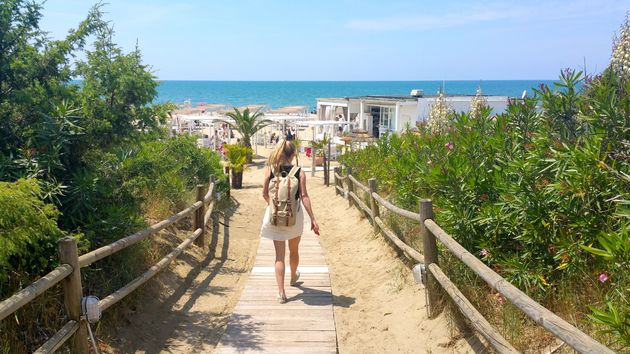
[105,147,483,353]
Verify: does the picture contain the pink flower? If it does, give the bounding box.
[479,249,489,257]
[444,142,454,150]
[598,272,609,283]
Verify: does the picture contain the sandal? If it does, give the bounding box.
[290,270,300,286]
[277,293,287,304]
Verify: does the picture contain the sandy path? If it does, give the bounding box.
[108,147,484,353]
[308,166,486,353]
[107,159,268,353]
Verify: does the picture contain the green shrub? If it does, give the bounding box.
[122,136,224,209]
[340,69,629,349]
[0,179,73,295]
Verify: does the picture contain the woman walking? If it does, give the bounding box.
[261,140,320,303]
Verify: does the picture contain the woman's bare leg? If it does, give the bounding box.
[288,236,301,280]
[273,240,286,296]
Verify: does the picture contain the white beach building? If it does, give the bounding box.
[316,91,511,138]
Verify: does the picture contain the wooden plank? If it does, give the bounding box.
[236,302,332,308]
[221,330,336,342]
[222,319,335,331]
[215,218,337,353]
[227,309,333,317]
[214,342,337,354]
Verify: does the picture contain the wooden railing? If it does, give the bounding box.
[0,176,221,354]
[333,167,614,354]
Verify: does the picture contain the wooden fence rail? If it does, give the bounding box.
[0,177,221,354]
[0,265,73,322]
[333,169,614,354]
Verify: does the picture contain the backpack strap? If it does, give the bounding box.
[288,165,300,179]
[285,167,295,226]
[272,166,281,225]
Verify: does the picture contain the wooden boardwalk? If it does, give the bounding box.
[214,215,337,353]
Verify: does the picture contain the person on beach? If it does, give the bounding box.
[261,139,320,303]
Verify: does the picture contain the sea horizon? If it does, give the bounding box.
[155,80,556,109]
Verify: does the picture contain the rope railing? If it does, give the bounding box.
[333,168,614,354]
[1,175,223,354]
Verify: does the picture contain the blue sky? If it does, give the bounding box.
[40,0,628,80]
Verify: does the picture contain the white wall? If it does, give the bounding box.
[397,104,417,131]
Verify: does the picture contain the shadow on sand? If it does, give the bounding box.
[112,196,243,354]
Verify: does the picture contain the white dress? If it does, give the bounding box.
[260,202,304,241]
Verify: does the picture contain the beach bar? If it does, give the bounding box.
[317,91,511,138]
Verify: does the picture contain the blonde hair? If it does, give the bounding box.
[269,139,296,170]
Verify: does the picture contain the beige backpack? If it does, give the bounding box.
[269,166,300,226]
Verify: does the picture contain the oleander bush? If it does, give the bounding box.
[340,69,629,349]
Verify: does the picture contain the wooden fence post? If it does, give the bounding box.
[323,153,328,186]
[311,144,316,177]
[368,178,379,233]
[326,139,332,186]
[195,184,205,248]
[346,167,354,208]
[57,237,89,354]
[333,167,340,196]
[419,199,440,319]
[210,175,218,255]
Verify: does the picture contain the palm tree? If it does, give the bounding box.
[221,108,271,163]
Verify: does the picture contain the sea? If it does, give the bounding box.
[155,80,555,111]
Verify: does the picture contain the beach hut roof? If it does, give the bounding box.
[173,103,227,115]
[237,104,269,111]
[267,105,308,114]
[173,106,207,115]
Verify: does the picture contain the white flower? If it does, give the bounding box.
[470,87,488,119]
[611,13,630,79]
[426,92,453,134]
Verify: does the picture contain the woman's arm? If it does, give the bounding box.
[262,167,271,205]
[299,169,320,235]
